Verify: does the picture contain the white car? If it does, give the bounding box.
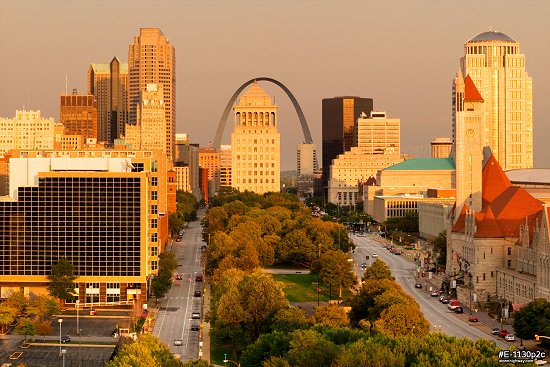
[372,253,378,258]
[505,334,515,341]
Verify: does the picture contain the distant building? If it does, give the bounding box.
[322,96,373,188]
[457,30,533,170]
[129,28,175,160]
[231,81,280,194]
[328,111,402,207]
[88,57,128,144]
[219,144,232,188]
[199,147,220,197]
[431,137,452,158]
[125,84,167,153]
[297,143,318,196]
[0,110,59,153]
[60,90,98,141]
[174,134,200,200]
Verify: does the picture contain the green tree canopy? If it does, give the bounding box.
[362,259,395,281]
[312,305,350,328]
[513,298,550,343]
[318,250,357,300]
[271,308,310,334]
[286,329,339,367]
[106,334,183,367]
[239,332,292,367]
[47,258,77,302]
[373,303,430,337]
[0,303,18,333]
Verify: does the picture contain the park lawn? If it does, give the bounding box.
[211,342,233,365]
[272,274,352,303]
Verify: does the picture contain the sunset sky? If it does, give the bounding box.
[1,0,548,170]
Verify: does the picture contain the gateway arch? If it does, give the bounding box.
[213,77,313,150]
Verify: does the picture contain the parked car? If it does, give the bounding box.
[505,334,515,341]
[499,330,509,338]
[372,253,378,258]
[195,274,203,282]
[415,282,423,289]
[191,324,200,331]
[194,290,201,297]
[175,274,183,280]
[192,312,200,319]
[492,328,501,335]
[431,290,440,297]
[468,316,479,322]
[440,297,450,304]
[448,300,461,310]
[61,335,71,343]
[454,306,464,313]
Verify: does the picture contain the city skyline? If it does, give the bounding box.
[1,1,549,170]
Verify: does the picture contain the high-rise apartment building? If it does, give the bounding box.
[322,97,373,187]
[88,57,128,144]
[231,82,280,194]
[60,90,98,141]
[128,28,175,160]
[431,137,453,158]
[199,147,220,197]
[457,30,533,170]
[125,84,166,152]
[0,110,59,153]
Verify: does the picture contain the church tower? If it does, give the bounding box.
[452,70,485,217]
[231,81,280,194]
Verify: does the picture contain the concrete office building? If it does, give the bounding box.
[231,82,280,194]
[0,110,60,153]
[431,137,453,158]
[219,144,232,188]
[88,57,128,144]
[328,112,402,206]
[60,90,98,141]
[322,96,373,187]
[174,134,200,200]
[125,84,167,153]
[199,147,220,197]
[128,28,175,160]
[297,143,319,196]
[457,30,533,170]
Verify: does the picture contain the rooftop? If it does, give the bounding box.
[505,169,550,185]
[467,31,517,43]
[384,158,455,171]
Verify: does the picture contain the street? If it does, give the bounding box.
[152,212,205,361]
[350,233,510,349]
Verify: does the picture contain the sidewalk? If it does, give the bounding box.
[201,279,211,363]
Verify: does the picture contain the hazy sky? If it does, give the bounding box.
[1,0,549,170]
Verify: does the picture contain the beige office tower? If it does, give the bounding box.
[0,110,57,153]
[128,28,175,160]
[431,137,453,158]
[125,84,166,152]
[199,147,221,196]
[219,144,232,187]
[452,71,485,216]
[459,31,532,170]
[328,111,402,206]
[231,82,280,194]
[88,57,128,144]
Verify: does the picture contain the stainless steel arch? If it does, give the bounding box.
[213,77,313,150]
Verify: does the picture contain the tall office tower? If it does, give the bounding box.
[125,84,167,152]
[458,30,532,170]
[128,28,175,160]
[328,111,402,206]
[322,97,373,187]
[452,71,485,216]
[174,134,200,199]
[231,82,280,194]
[297,143,318,196]
[88,57,128,144]
[199,147,220,197]
[219,144,232,187]
[0,110,58,153]
[60,89,98,141]
[431,137,453,158]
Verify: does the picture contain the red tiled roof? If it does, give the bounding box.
[475,206,504,238]
[482,155,512,204]
[452,203,468,232]
[464,75,484,102]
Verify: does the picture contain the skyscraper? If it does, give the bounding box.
[231,81,280,194]
[128,28,175,160]
[458,30,533,170]
[322,97,373,187]
[88,57,128,144]
[60,90,98,142]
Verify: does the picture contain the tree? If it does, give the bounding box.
[334,338,405,367]
[106,334,183,367]
[432,232,447,267]
[47,258,77,302]
[318,250,357,300]
[271,308,310,333]
[239,332,291,367]
[168,212,185,237]
[277,229,315,265]
[262,356,292,367]
[34,319,53,341]
[16,317,37,341]
[0,303,18,333]
[362,259,394,281]
[349,279,401,325]
[513,298,550,343]
[373,303,430,337]
[286,329,338,367]
[28,295,60,321]
[5,290,29,316]
[182,361,214,367]
[312,305,350,327]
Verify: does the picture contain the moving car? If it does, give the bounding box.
[194,290,202,297]
[61,335,70,343]
[468,316,479,322]
[192,312,200,319]
[415,283,423,289]
[175,274,183,280]
[174,339,183,346]
[498,330,509,338]
[492,328,501,335]
[361,263,368,269]
[505,334,515,341]
[372,253,378,258]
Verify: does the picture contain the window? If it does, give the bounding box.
[151,218,158,228]
[508,247,512,256]
[151,177,158,186]
[151,246,158,256]
[508,260,512,268]
[151,233,158,243]
[151,191,158,200]
[151,260,158,271]
[150,204,158,215]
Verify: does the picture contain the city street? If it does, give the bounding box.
[153,211,205,362]
[351,233,509,349]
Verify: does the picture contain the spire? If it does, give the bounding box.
[464,75,484,102]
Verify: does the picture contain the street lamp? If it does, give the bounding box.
[468,273,473,315]
[58,318,63,355]
[223,353,240,366]
[76,300,80,335]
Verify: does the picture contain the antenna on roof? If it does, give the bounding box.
[489,25,493,31]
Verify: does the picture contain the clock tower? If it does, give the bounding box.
[452,70,485,217]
